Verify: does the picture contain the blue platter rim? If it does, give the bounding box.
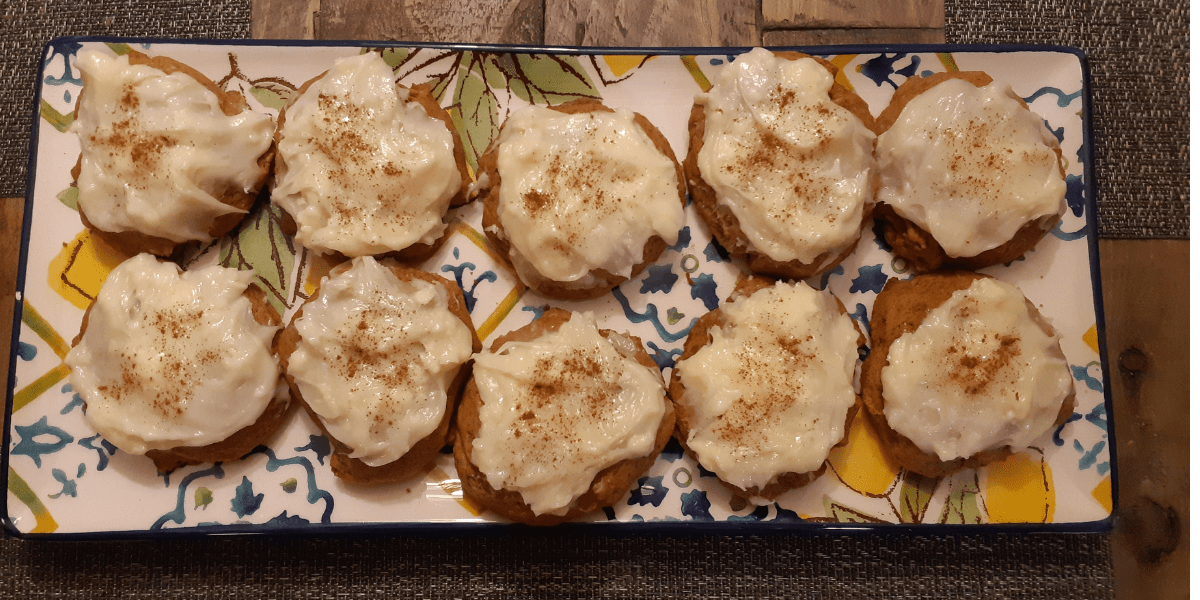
[3,37,1113,540]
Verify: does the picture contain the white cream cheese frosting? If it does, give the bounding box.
[70,50,274,243]
[876,78,1067,258]
[674,281,859,495]
[65,254,280,454]
[285,257,474,467]
[470,312,667,516]
[881,277,1073,461]
[493,105,684,284]
[695,47,876,265]
[272,52,462,257]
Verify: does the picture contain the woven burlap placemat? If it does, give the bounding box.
[1,532,1114,598]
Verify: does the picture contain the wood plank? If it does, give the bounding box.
[0,198,25,431]
[251,0,318,39]
[763,27,945,46]
[316,0,544,44]
[544,0,758,47]
[762,0,943,29]
[1098,239,1189,600]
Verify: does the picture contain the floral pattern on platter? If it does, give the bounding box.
[6,40,1109,535]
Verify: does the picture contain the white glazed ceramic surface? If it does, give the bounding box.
[6,41,1110,535]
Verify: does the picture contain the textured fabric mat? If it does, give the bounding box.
[0,1,1129,598]
[946,0,1190,239]
[0,0,251,199]
[0,532,1114,599]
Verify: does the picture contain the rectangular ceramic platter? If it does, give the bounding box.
[5,39,1112,537]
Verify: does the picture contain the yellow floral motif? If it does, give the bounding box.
[1083,324,1099,354]
[983,451,1055,523]
[827,55,858,94]
[48,229,134,310]
[428,467,482,516]
[680,56,712,92]
[302,252,339,296]
[603,55,648,78]
[1091,475,1113,514]
[827,413,902,497]
[7,467,58,533]
[937,52,960,73]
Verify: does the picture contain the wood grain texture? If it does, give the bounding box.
[316,0,544,43]
[252,0,318,39]
[544,0,758,47]
[762,0,943,29]
[763,27,944,46]
[0,198,25,431]
[1098,239,1189,600]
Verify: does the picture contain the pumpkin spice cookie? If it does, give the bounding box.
[271,51,471,262]
[684,47,879,280]
[454,309,674,525]
[669,276,863,502]
[276,256,480,484]
[69,49,275,258]
[874,72,1067,272]
[473,99,687,300]
[860,271,1076,477]
[65,254,287,473]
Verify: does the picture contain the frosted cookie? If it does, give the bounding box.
[474,99,687,300]
[860,272,1076,477]
[669,277,862,502]
[65,254,286,473]
[454,309,674,525]
[69,49,275,258]
[684,48,879,280]
[874,72,1067,272]
[271,52,470,261]
[276,257,480,484]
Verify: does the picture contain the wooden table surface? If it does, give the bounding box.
[2,1,1187,597]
